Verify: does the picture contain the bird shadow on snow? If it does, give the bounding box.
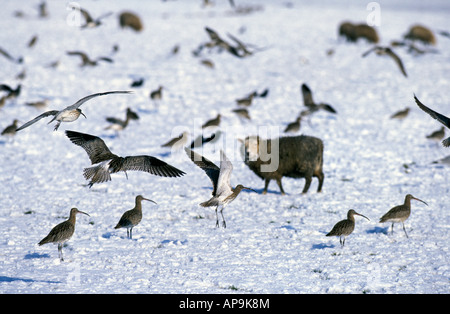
[311,243,335,250]
[102,231,149,241]
[365,226,389,235]
[0,276,61,284]
[24,252,51,259]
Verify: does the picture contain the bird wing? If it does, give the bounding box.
[0,47,21,63]
[15,110,59,131]
[105,117,123,125]
[227,32,251,54]
[79,7,94,23]
[414,95,450,128]
[320,103,337,113]
[0,84,13,93]
[65,130,115,164]
[65,90,132,110]
[184,148,220,195]
[96,11,113,21]
[361,46,377,57]
[96,57,114,63]
[379,205,403,222]
[205,27,223,42]
[301,84,315,108]
[120,155,185,177]
[67,51,89,63]
[386,48,407,77]
[215,150,233,198]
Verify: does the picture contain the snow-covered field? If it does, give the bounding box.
[0,0,449,294]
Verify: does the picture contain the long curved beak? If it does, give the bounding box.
[412,197,428,206]
[243,187,257,193]
[142,198,157,205]
[80,111,87,119]
[76,209,90,217]
[355,212,370,221]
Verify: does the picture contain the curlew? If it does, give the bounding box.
[130,78,144,88]
[161,131,189,150]
[67,4,112,28]
[25,99,49,110]
[0,84,21,99]
[326,209,370,247]
[67,51,113,67]
[202,114,221,129]
[150,86,163,100]
[379,194,428,238]
[185,148,255,228]
[66,130,185,187]
[390,107,410,120]
[38,208,90,261]
[426,126,445,142]
[362,46,407,77]
[232,108,251,120]
[16,91,131,132]
[105,107,139,133]
[284,116,302,133]
[189,131,220,149]
[236,92,256,107]
[300,83,336,116]
[1,119,19,137]
[114,195,156,239]
[414,95,450,147]
[0,47,23,64]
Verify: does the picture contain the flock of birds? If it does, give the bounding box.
[0,1,449,261]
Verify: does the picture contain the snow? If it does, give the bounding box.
[0,0,449,294]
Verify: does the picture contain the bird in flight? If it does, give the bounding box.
[66,130,186,188]
[16,91,132,131]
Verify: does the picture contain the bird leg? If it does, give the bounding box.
[124,171,129,180]
[391,223,395,235]
[215,205,220,228]
[58,243,64,261]
[130,227,133,239]
[219,206,226,228]
[402,223,409,238]
[54,121,61,131]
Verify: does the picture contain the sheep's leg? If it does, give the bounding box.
[263,179,270,194]
[316,171,324,192]
[302,171,313,194]
[276,178,285,195]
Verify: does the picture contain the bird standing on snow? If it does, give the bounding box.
[379,194,428,238]
[390,107,410,120]
[38,208,90,261]
[184,148,255,228]
[115,195,156,239]
[326,209,370,247]
[1,119,19,137]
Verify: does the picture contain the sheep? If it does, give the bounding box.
[338,21,379,44]
[119,11,143,32]
[404,24,436,45]
[241,135,324,195]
